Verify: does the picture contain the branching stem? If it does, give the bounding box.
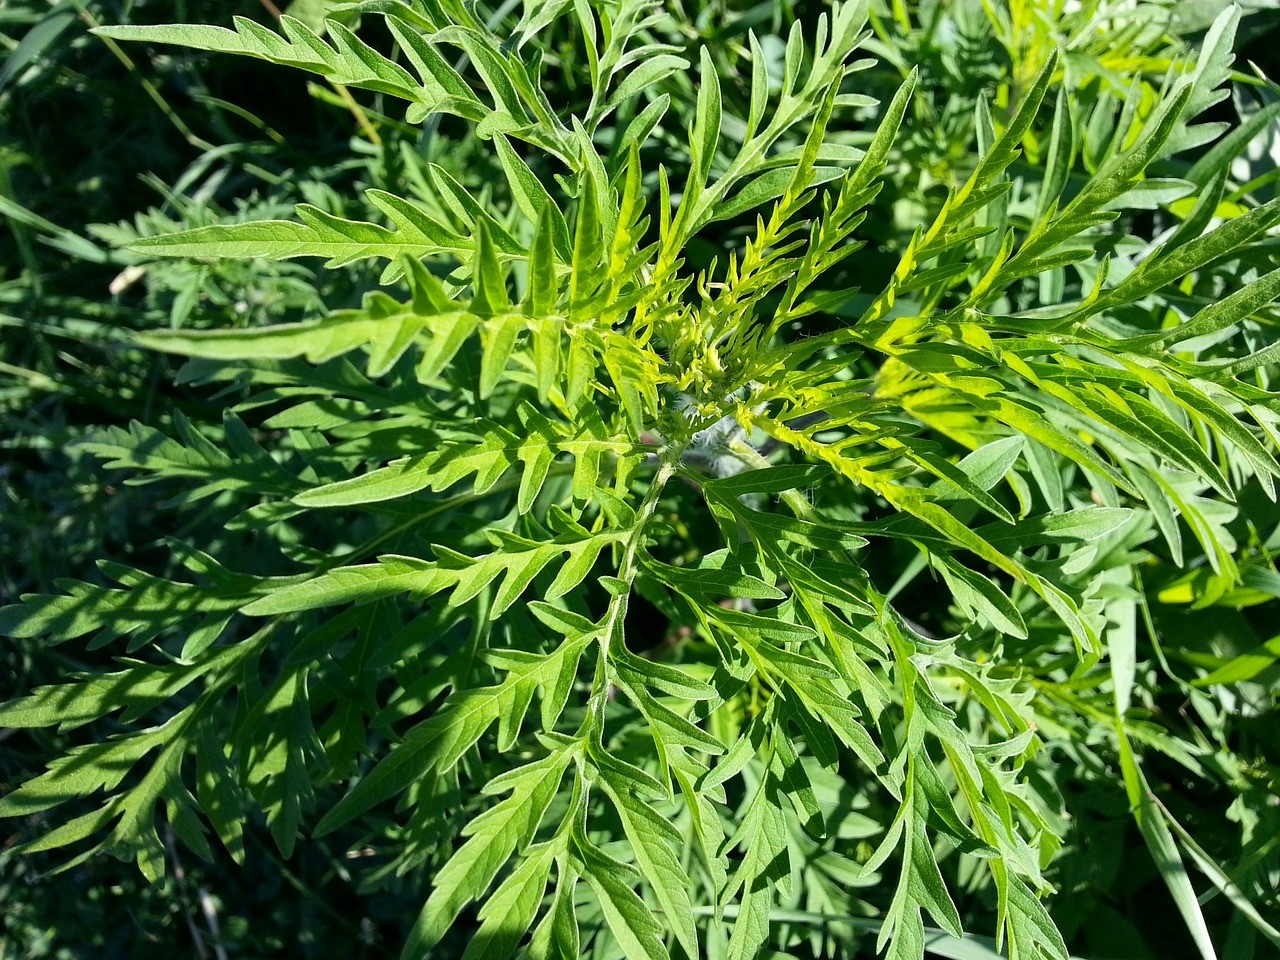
[587,447,684,732]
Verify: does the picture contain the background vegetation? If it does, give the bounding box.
[2,1,1279,958]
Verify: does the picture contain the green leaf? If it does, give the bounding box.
[242,667,318,857]
[1087,196,1280,318]
[723,782,789,960]
[126,195,472,266]
[1117,732,1219,960]
[689,46,722,194]
[932,554,1027,639]
[580,840,670,960]
[606,54,688,110]
[493,134,569,250]
[0,644,243,731]
[569,164,605,310]
[242,555,446,616]
[1135,267,1280,348]
[598,760,699,959]
[97,16,417,97]
[317,634,591,834]
[643,557,785,601]
[461,846,554,960]
[1194,633,1280,686]
[406,750,572,955]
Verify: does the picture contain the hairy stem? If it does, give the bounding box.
[587,448,683,732]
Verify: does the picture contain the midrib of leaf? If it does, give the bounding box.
[126,214,469,265]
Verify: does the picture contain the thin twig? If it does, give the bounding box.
[163,824,210,960]
[255,0,382,146]
[164,824,228,960]
[69,0,215,152]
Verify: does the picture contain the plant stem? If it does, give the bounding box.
[587,448,683,732]
[70,0,215,152]
[728,436,814,518]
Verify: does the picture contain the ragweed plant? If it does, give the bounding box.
[2,2,1279,958]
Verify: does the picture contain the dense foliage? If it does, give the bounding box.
[2,1,1279,958]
